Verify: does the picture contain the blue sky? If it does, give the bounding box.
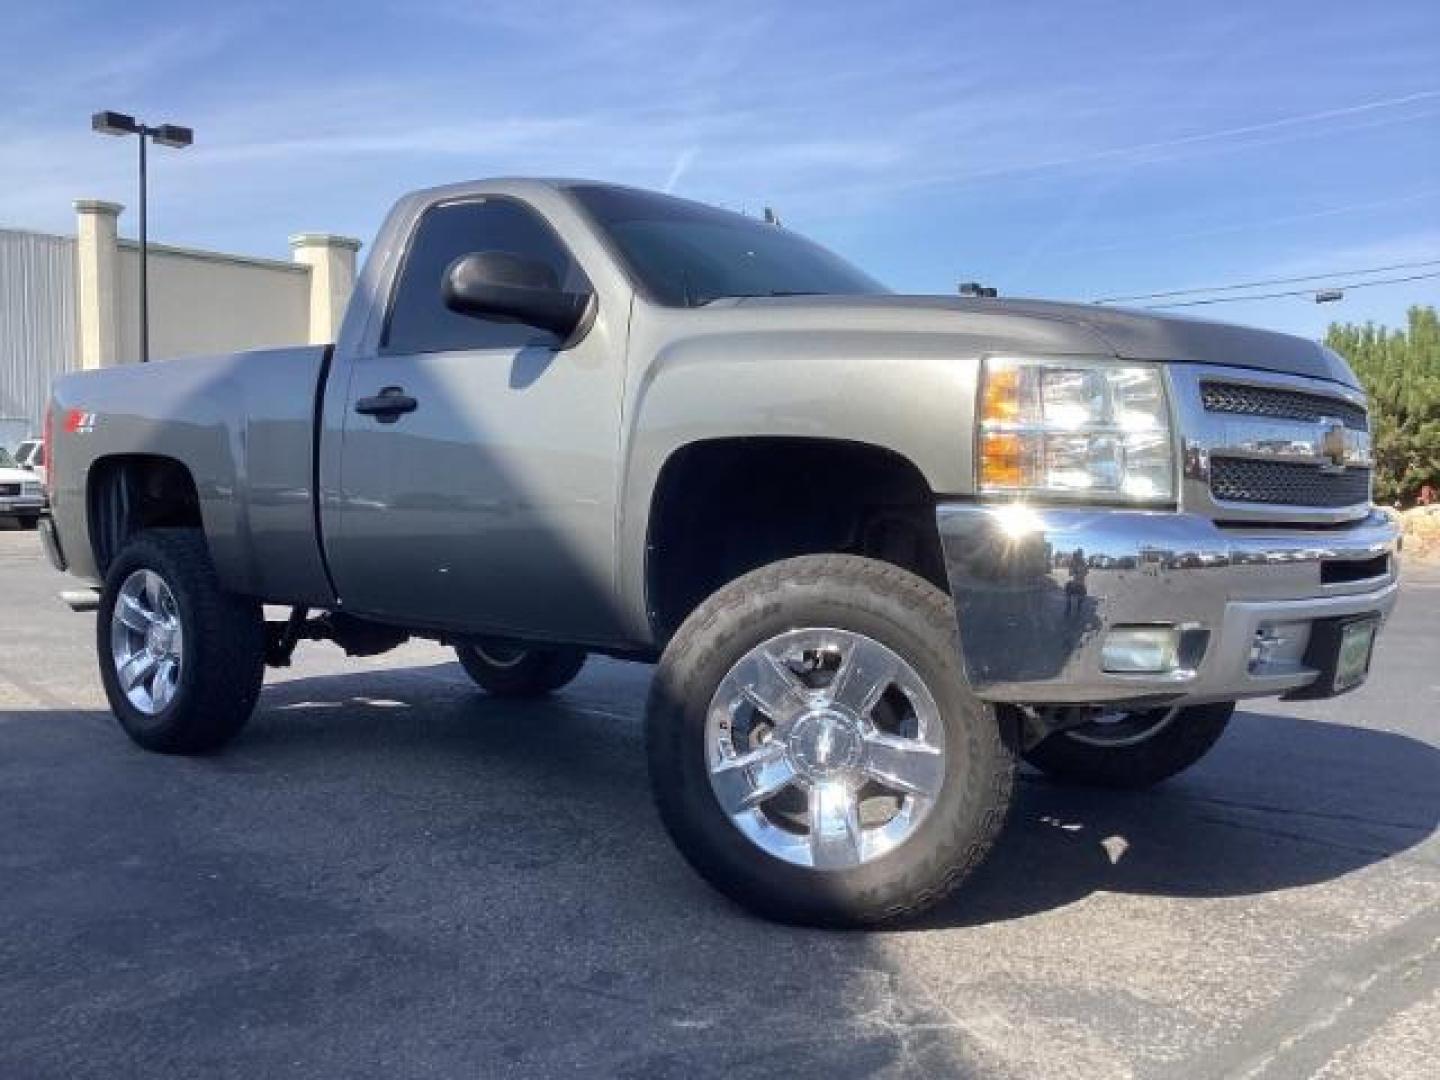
[2,0,1437,338]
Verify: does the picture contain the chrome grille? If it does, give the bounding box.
[1202,381,1368,431]
[1174,363,1374,524]
[1210,458,1371,508]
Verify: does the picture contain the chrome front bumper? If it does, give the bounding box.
[937,503,1399,706]
[0,497,44,515]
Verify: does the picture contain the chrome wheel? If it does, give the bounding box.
[471,642,528,669]
[1064,706,1180,748]
[705,628,946,870]
[109,569,184,715]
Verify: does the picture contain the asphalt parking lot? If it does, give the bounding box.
[0,524,1436,1079]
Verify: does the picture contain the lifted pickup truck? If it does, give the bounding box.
[43,179,1399,926]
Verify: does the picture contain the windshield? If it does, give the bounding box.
[0,448,17,468]
[569,184,888,307]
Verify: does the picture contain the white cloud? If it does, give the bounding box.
[663,147,698,193]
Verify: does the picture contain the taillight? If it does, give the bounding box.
[42,404,53,499]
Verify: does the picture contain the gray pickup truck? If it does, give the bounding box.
[41,179,1399,926]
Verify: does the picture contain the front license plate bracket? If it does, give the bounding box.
[1283,614,1380,700]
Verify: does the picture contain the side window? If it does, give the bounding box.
[383,198,587,355]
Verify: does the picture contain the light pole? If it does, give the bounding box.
[91,111,193,363]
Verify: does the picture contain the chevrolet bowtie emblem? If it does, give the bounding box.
[1318,419,1348,472]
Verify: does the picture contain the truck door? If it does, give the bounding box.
[327,196,626,642]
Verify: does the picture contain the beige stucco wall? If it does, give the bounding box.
[116,242,311,362]
[71,200,359,367]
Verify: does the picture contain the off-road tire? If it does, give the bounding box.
[454,643,587,698]
[646,554,1016,928]
[1023,702,1235,789]
[97,528,265,754]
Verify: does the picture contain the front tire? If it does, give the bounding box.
[1022,702,1234,789]
[646,555,1015,927]
[454,642,587,698]
[97,529,265,754]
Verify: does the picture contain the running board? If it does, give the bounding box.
[59,589,100,613]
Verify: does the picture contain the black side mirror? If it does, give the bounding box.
[442,251,592,340]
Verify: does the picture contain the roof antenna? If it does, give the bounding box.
[958,281,998,298]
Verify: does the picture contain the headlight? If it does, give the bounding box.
[978,357,1174,502]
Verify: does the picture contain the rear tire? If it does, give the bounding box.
[1022,702,1234,789]
[97,529,265,754]
[646,555,1015,928]
[454,642,587,698]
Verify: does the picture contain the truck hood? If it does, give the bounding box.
[0,466,36,484]
[729,295,1359,388]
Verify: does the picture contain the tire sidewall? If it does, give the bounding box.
[97,538,202,742]
[1023,702,1235,789]
[455,643,586,696]
[649,560,1012,924]
[97,530,263,753]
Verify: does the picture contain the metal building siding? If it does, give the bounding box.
[0,228,78,431]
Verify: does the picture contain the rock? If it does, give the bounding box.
[1399,505,1440,561]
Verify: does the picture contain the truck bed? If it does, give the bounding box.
[48,345,336,605]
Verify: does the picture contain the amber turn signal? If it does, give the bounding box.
[980,364,1021,424]
[980,431,1029,489]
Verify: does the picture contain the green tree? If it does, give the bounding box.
[1326,305,1440,506]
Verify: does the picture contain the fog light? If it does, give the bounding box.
[1248,621,1308,672]
[1102,626,1180,673]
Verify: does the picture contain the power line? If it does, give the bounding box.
[1094,257,1440,304]
[1142,269,1440,309]
[1052,188,1440,260]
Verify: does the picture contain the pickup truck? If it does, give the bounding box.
[12,437,48,489]
[0,446,46,528]
[41,178,1400,926]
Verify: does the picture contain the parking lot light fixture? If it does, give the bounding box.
[150,124,193,149]
[90,110,195,362]
[91,111,141,137]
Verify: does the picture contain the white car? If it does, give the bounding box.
[0,447,45,529]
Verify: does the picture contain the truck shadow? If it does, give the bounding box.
[244,664,1438,925]
[924,708,1440,928]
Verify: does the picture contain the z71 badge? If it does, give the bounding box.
[64,410,97,434]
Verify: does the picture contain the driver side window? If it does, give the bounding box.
[383,198,587,355]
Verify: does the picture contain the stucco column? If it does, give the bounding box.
[290,233,361,344]
[74,199,123,368]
